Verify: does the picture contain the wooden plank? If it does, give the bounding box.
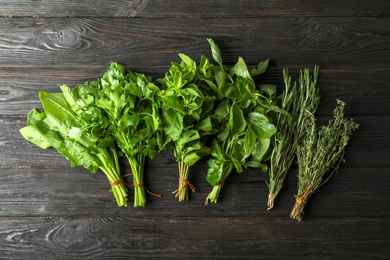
[0,216,388,259]
[0,17,389,68]
[0,0,389,18]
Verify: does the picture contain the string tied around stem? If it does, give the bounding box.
[110,173,162,198]
[172,177,196,197]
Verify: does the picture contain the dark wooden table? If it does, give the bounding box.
[1,1,389,259]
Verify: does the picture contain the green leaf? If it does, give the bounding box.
[184,147,211,166]
[205,158,224,186]
[259,84,277,98]
[244,129,257,158]
[217,124,229,142]
[161,108,184,141]
[161,95,185,114]
[252,138,271,162]
[39,91,78,132]
[207,38,223,67]
[179,53,196,69]
[198,117,212,132]
[128,80,143,98]
[247,112,276,140]
[245,161,268,171]
[249,59,270,77]
[233,57,252,81]
[215,99,230,120]
[177,130,200,150]
[220,83,241,99]
[229,103,246,134]
[20,125,52,149]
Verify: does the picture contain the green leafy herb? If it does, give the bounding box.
[95,62,161,207]
[19,84,128,207]
[290,100,359,221]
[157,52,215,201]
[266,66,320,210]
[204,39,277,205]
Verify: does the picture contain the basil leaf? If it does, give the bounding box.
[161,108,184,141]
[247,112,276,140]
[249,59,270,77]
[229,103,246,134]
[207,38,223,67]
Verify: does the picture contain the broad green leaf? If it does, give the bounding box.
[211,139,222,158]
[183,146,211,167]
[39,91,78,132]
[220,83,241,99]
[249,59,270,77]
[201,96,215,116]
[244,129,257,158]
[20,125,52,149]
[247,112,276,140]
[259,84,277,98]
[198,117,212,132]
[214,68,226,88]
[205,158,224,186]
[252,138,271,162]
[173,70,186,89]
[207,38,223,67]
[179,53,196,69]
[177,130,200,150]
[229,103,246,134]
[233,57,252,81]
[236,77,255,99]
[245,161,268,171]
[161,108,184,141]
[217,125,229,142]
[215,99,229,120]
[60,85,76,107]
[161,95,185,114]
[232,138,246,162]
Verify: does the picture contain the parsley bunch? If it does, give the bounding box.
[95,63,161,207]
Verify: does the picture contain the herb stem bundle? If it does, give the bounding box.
[266,66,320,210]
[290,100,359,221]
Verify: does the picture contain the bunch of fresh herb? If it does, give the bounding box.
[156,49,217,201]
[204,39,278,205]
[19,84,128,207]
[290,99,359,221]
[266,66,320,210]
[94,62,161,207]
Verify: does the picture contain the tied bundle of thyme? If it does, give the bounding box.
[290,100,359,221]
[266,66,320,210]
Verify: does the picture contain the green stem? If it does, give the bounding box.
[128,153,146,207]
[205,164,232,205]
[95,148,128,207]
[173,154,193,201]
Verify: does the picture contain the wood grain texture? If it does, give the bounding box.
[0,0,389,18]
[0,216,388,259]
[0,0,389,259]
[0,17,389,68]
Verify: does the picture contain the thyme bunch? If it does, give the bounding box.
[266,66,320,210]
[290,100,359,221]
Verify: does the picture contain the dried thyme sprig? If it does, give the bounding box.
[266,66,320,210]
[290,100,359,221]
